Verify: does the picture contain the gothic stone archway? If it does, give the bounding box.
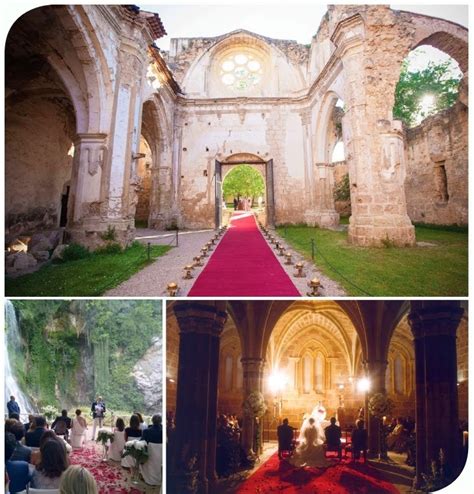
[215,153,274,228]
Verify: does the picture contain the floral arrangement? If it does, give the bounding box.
[96,429,115,445]
[242,391,267,418]
[122,440,149,465]
[41,405,59,421]
[368,393,394,419]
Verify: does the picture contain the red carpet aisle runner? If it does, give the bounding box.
[188,212,300,296]
[236,453,400,494]
[70,447,142,494]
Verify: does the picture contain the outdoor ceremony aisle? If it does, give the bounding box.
[70,445,156,494]
[235,453,400,494]
[188,212,300,296]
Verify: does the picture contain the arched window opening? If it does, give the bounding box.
[303,355,312,393]
[224,355,233,391]
[393,45,462,127]
[236,356,243,389]
[331,141,345,163]
[394,354,405,395]
[315,354,324,392]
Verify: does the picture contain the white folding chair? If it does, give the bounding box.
[28,488,60,494]
[140,442,162,486]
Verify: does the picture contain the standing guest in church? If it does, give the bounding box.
[25,416,47,448]
[7,396,20,419]
[142,415,162,444]
[90,396,106,441]
[351,420,368,463]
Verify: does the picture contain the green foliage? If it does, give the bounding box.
[101,225,117,241]
[95,242,123,255]
[393,58,461,127]
[61,243,91,262]
[9,300,162,413]
[222,165,265,200]
[277,225,467,296]
[334,173,350,202]
[6,242,171,296]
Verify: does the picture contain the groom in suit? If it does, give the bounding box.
[277,418,295,460]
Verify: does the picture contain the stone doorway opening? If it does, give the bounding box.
[215,153,274,228]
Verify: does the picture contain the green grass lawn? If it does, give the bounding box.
[277,225,467,296]
[5,242,171,297]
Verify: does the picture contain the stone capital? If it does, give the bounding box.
[331,13,365,59]
[174,303,228,337]
[408,307,464,340]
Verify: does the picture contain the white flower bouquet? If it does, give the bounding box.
[41,405,60,421]
[96,429,115,445]
[122,439,149,464]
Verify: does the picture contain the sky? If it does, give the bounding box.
[139,4,468,51]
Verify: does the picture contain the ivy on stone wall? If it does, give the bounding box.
[9,300,162,412]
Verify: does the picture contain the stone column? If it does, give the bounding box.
[170,303,227,494]
[332,14,415,247]
[364,359,388,458]
[241,357,265,454]
[408,305,463,486]
[314,163,340,227]
[287,357,300,392]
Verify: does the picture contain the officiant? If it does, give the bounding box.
[91,396,106,441]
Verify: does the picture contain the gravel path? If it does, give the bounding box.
[106,222,346,297]
[105,228,224,297]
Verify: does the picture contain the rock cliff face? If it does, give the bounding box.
[132,337,163,414]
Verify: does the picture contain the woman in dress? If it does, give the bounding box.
[30,439,69,489]
[70,409,88,449]
[125,414,142,441]
[291,418,333,468]
[109,418,126,462]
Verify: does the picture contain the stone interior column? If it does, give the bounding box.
[241,357,265,454]
[288,357,300,392]
[170,304,227,494]
[408,305,463,486]
[364,359,388,458]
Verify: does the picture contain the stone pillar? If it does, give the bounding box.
[332,14,415,247]
[241,357,265,454]
[170,303,227,494]
[364,359,388,458]
[288,357,300,392]
[314,163,340,227]
[408,305,463,486]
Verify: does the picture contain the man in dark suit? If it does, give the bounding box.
[324,417,342,459]
[9,421,32,462]
[277,418,294,460]
[143,414,162,444]
[25,416,47,447]
[7,396,20,418]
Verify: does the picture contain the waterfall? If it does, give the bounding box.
[5,300,33,418]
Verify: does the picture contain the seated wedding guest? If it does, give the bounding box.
[277,418,294,460]
[387,417,407,452]
[70,409,88,449]
[59,465,98,494]
[351,420,368,462]
[5,432,31,494]
[24,414,35,433]
[52,410,72,440]
[30,438,69,489]
[134,412,148,431]
[40,430,72,454]
[9,421,32,462]
[9,413,20,422]
[25,416,47,447]
[142,415,162,444]
[125,414,142,441]
[5,419,18,434]
[109,418,126,462]
[325,417,342,459]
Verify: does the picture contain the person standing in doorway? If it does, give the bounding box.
[91,396,106,441]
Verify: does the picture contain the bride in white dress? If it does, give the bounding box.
[290,417,332,468]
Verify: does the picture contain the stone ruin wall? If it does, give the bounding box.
[404,102,468,226]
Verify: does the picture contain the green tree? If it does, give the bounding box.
[393,59,461,127]
[222,165,265,201]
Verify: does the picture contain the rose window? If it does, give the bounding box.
[220,53,263,90]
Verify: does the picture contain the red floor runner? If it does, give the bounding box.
[236,453,400,494]
[70,446,142,494]
[188,212,300,296]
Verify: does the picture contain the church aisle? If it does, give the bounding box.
[188,212,300,296]
[235,452,400,494]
